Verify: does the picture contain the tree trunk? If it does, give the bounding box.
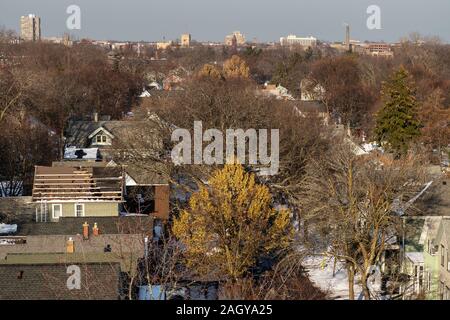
[361,273,371,300]
[333,258,337,277]
[128,275,135,300]
[347,265,355,300]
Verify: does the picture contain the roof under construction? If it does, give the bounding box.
[32,166,124,202]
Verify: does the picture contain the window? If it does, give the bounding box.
[448,252,450,272]
[75,203,84,217]
[52,204,62,219]
[419,266,424,289]
[441,245,445,267]
[96,134,107,144]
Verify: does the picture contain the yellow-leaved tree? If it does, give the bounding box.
[223,55,250,79]
[197,63,223,80]
[173,164,293,281]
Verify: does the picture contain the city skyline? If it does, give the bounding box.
[1,0,449,43]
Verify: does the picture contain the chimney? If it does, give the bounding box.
[93,222,99,236]
[82,222,89,240]
[93,112,98,122]
[154,185,170,220]
[66,237,74,253]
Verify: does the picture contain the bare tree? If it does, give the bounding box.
[300,142,427,299]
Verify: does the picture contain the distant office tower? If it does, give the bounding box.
[181,33,191,47]
[280,35,317,47]
[225,31,245,46]
[345,24,350,50]
[20,14,41,41]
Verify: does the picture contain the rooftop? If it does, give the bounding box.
[15,216,153,236]
[32,165,123,203]
[0,260,121,300]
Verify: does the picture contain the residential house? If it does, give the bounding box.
[63,117,170,221]
[300,78,325,102]
[33,162,170,222]
[422,217,442,299]
[64,117,163,160]
[0,215,153,299]
[258,83,295,101]
[433,218,450,299]
[162,67,189,91]
[400,217,441,299]
[32,165,124,222]
[400,175,450,300]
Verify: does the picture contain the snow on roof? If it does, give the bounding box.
[361,142,379,153]
[0,224,17,235]
[148,81,162,90]
[344,138,369,156]
[139,89,151,98]
[64,147,99,160]
[406,252,424,264]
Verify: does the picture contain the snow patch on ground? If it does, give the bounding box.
[303,255,363,300]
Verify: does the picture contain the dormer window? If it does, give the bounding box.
[88,127,114,147]
[96,134,107,144]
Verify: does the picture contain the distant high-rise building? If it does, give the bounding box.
[181,33,191,47]
[280,35,317,47]
[225,31,245,46]
[20,14,41,41]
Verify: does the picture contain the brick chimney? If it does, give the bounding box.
[93,222,99,236]
[66,237,74,253]
[82,222,89,240]
[154,185,169,220]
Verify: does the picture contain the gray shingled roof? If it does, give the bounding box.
[0,262,121,300]
[16,216,153,236]
[124,162,169,185]
[64,120,162,149]
[0,234,145,261]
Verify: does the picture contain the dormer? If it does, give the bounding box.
[88,127,114,147]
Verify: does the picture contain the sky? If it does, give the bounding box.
[0,0,449,43]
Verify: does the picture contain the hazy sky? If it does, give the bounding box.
[0,0,449,43]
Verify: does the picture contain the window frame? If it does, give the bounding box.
[74,203,85,217]
[52,204,62,219]
[95,134,108,144]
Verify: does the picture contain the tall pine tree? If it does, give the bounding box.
[374,67,421,156]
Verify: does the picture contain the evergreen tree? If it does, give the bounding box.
[374,67,421,156]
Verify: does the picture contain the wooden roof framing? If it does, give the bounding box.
[32,166,124,202]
